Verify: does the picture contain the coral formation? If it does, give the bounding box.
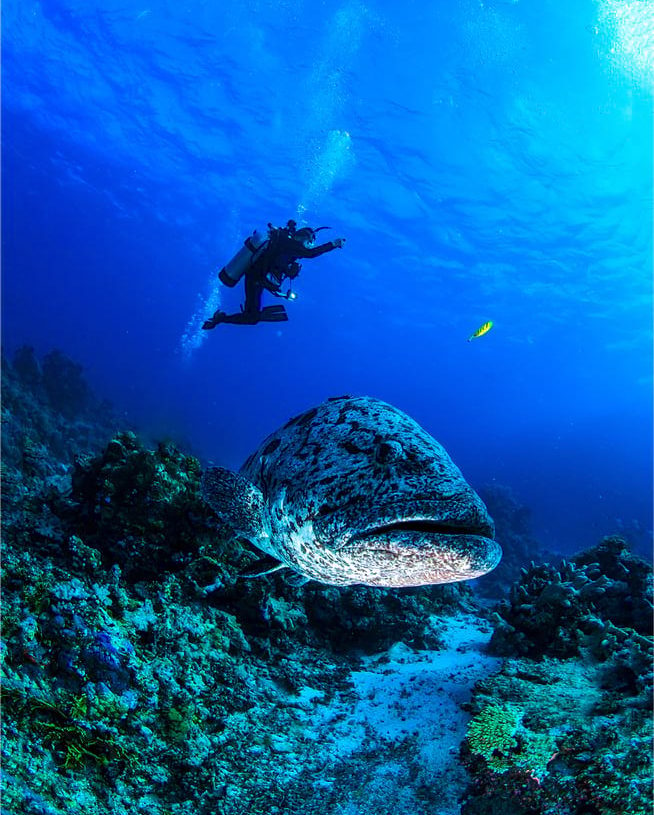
[466,704,519,766]
[1,350,475,815]
[461,538,653,815]
[67,431,213,580]
[490,535,652,658]
[1,347,118,481]
[465,701,558,784]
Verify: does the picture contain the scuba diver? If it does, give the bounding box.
[202,220,345,328]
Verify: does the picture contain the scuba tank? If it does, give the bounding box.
[218,228,268,288]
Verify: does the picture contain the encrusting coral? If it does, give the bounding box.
[489,535,652,658]
[461,537,653,815]
[67,431,213,580]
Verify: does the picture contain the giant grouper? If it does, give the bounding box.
[202,395,502,587]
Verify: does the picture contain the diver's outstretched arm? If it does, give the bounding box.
[299,237,346,258]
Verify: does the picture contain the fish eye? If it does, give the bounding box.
[375,440,402,464]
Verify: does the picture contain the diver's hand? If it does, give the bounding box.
[333,238,346,248]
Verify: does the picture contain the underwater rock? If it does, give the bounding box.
[41,350,92,420]
[489,535,652,658]
[461,537,653,815]
[1,346,121,569]
[1,346,119,474]
[66,431,217,580]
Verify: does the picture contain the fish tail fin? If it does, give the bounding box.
[202,466,268,542]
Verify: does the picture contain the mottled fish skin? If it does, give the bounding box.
[238,395,501,588]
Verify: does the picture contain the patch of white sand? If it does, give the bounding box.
[305,612,502,815]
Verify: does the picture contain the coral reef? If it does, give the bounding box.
[1,351,474,815]
[489,535,652,658]
[1,346,118,474]
[460,538,653,815]
[2,349,651,815]
[66,431,214,580]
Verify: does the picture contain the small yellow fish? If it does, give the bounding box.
[467,320,493,342]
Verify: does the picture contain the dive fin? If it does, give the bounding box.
[202,311,226,330]
[201,466,268,541]
[239,555,287,579]
[260,305,289,322]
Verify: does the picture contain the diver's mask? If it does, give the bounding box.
[295,227,316,249]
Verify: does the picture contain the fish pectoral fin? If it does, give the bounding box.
[201,466,267,541]
[239,555,287,579]
[283,571,310,588]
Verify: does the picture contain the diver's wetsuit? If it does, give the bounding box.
[206,227,341,326]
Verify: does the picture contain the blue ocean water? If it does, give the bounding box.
[2,0,652,556]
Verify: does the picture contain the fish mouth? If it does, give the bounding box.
[337,514,501,587]
[349,516,494,543]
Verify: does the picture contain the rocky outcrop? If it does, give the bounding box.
[461,538,653,815]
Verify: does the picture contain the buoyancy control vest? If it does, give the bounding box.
[218,222,321,289]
